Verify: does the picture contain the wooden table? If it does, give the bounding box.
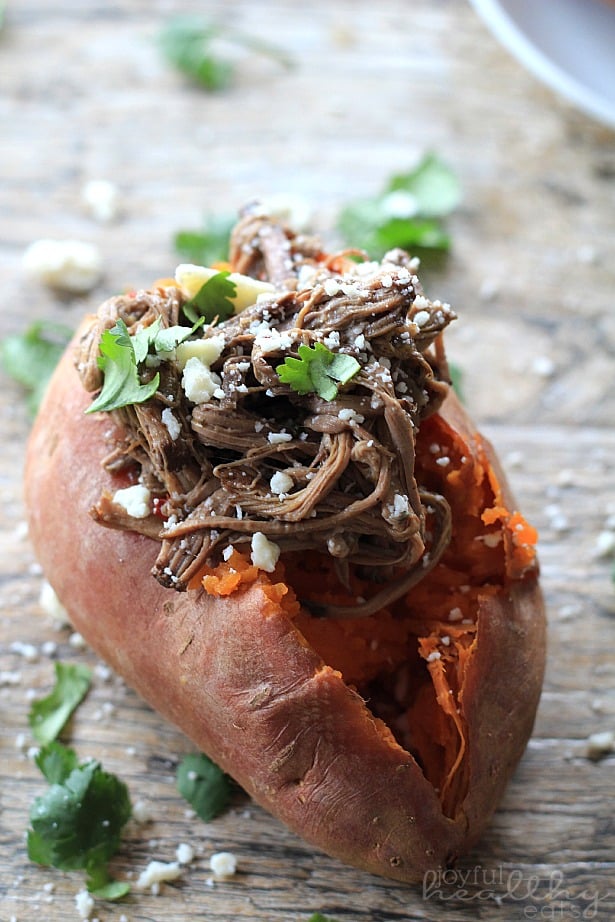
[2,1,614,920]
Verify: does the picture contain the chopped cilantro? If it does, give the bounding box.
[337,153,461,258]
[277,343,360,401]
[176,752,231,822]
[307,915,341,922]
[35,740,80,783]
[29,662,92,745]
[27,741,131,898]
[86,319,160,414]
[0,320,73,417]
[86,315,205,414]
[174,213,235,265]
[183,270,237,325]
[159,16,293,92]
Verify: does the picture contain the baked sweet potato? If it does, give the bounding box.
[24,211,545,883]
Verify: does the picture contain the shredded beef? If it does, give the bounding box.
[76,208,457,618]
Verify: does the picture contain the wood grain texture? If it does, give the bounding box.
[1,1,614,920]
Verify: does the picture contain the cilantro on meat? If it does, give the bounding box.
[85,316,204,414]
[276,343,361,401]
[183,270,237,324]
[176,752,231,821]
[86,319,160,414]
[29,662,92,745]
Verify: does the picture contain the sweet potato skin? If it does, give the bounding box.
[24,328,546,883]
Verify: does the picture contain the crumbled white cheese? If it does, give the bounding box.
[448,607,464,622]
[254,326,293,353]
[324,278,341,297]
[270,470,294,495]
[10,640,39,661]
[112,484,152,519]
[435,455,450,467]
[223,545,235,561]
[68,631,87,649]
[481,532,502,548]
[323,330,341,349]
[135,860,182,890]
[132,799,152,824]
[1,672,22,687]
[210,851,238,877]
[338,407,365,425]
[426,651,441,662]
[388,493,410,519]
[532,354,556,377]
[267,431,292,444]
[413,309,431,328]
[594,530,615,558]
[23,239,103,294]
[75,889,95,919]
[586,730,614,760]
[251,532,280,572]
[181,357,221,404]
[38,579,70,626]
[82,179,120,222]
[161,407,181,441]
[176,842,195,865]
[175,334,225,370]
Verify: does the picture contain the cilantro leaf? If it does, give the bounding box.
[29,662,92,745]
[159,16,293,92]
[85,864,131,900]
[0,320,73,417]
[277,343,360,401]
[35,740,80,784]
[337,153,460,258]
[174,214,235,265]
[28,748,131,896]
[159,17,233,90]
[387,152,461,218]
[176,752,231,822]
[307,915,341,922]
[86,319,160,414]
[183,271,236,325]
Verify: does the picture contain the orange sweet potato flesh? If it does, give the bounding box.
[24,326,546,884]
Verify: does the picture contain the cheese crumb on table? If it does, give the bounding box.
[75,889,95,919]
[82,179,120,222]
[176,842,195,864]
[209,851,237,877]
[135,860,182,890]
[23,239,103,294]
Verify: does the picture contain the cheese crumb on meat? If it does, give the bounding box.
[182,357,222,404]
[251,532,280,572]
[112,484,152,519]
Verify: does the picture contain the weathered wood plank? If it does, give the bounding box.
[2,0,615,920]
